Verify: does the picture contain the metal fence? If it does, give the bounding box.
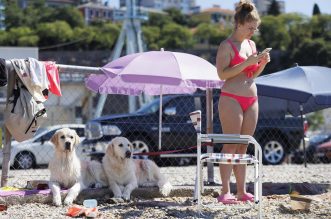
[1,65,331,188]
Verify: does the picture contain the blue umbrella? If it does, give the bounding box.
[255,65,331,166]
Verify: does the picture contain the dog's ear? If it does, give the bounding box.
[50,131,59,146]
[73,131,80,146]
[106,141,114,156]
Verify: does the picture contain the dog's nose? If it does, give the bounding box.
[65,142,71,150]
[125,150,131,158]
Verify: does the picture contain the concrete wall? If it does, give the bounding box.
[0,47,38,59]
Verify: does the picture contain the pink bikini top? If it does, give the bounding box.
[227,39,259,78]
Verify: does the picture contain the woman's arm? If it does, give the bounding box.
[251,41,271,78]
[216,42,262,80]
[253,53,270,78]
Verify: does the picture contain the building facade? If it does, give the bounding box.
[18,0,81,8]
[77,1,118,24]
[120,0,196,14]
[192,5,234,27]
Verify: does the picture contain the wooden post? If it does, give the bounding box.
[1,127,11,186]
[1,60,15,187]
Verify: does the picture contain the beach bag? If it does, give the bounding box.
[5,79,47,142]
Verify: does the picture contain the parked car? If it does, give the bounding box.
[316,140,331,163]
[0,124,85,169]
[84,93,308,165]
[293,133,331,163]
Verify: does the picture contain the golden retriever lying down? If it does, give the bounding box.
[48,128,108,206]
[102,137,172,201]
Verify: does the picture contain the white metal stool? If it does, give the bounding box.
[189,110,263,218]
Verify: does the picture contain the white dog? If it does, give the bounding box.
[48,128,107,206]
[102,137,172,201]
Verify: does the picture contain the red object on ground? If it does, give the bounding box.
[0,204,7,211]
[66,205,98,218]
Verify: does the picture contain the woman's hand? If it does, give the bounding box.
[246,53,262,66]
[259,52,271,65]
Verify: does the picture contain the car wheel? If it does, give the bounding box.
[131,137,151,160]
[261,139,286,165]
[14,152,35,169]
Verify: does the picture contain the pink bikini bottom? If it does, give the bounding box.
[220,92,258,112]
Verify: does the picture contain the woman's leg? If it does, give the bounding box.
[233,100,259,198]
[218,95,243,195]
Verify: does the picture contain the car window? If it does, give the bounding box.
[35,130,57,142]
[73,128,85,137]
[310,134,330,144]
[136,98,160,114]
[165,96,196,116]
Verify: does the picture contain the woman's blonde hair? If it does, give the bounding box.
[234,0,261,27]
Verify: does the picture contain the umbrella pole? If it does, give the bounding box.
[300,104,307,167]
[158,85,163,151]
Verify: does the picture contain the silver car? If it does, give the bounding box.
[0,124,85,169]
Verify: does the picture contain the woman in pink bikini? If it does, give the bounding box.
[216,0,270,204]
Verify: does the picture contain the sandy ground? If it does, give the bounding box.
[0,164,330,218]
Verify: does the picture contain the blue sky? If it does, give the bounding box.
[196,0,331,16]
[108,0,331,16]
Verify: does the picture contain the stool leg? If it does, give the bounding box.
[258,163,263,218]
[194,171,198,201]
[196,159,201,212]
[254,162,259,203]
[200,161,204,194]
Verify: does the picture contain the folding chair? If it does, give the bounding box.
[189,110,263,218]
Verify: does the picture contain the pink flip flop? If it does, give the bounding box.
[217,193,239,204]
[238,193,255,202]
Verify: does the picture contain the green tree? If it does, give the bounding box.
[22,0,54,28]
[6,27,39,46]
[4,1,25,29]
[311,14,331,40]
[279,13,311,50]
[258,16,291,50]
[90,23,120,49]
[267,0,280,16]
[145,13,171,28]
[142,26,161,50]
[164,7,190,26]
[307,111,324,131]
[71,26,97,50]
[0,30,8,45]
[210,28,231,45]
[47,7,84,28]
[312,3,321,16]
[159,23,193,49]
[36,21,73,48]
[291,38,330,66]
[194,23,227,47]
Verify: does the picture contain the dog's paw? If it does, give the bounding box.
[53,197,62,206]
[109,197,124,204]
[112,192,122,199]
[63,197,74,205]
[160,182,173,197]
[122,192,131,201]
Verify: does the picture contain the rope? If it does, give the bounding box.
[133,142,214,156]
